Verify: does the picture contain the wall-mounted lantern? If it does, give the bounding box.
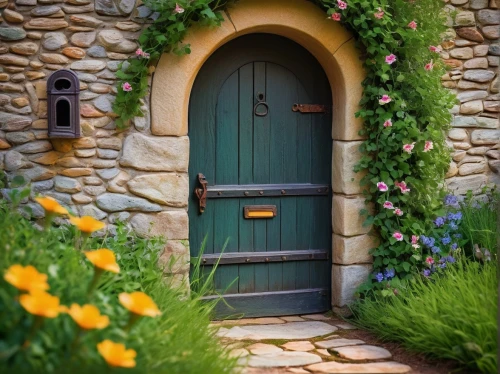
[47,69,80,138]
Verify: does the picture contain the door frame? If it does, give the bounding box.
[151,0,376,313]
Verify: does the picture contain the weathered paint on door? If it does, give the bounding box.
[188,34,332,317]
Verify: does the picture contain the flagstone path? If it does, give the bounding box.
[213,314,413,374]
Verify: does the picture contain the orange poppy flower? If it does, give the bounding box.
[84,249,120,273]
[35,196,68,215]
[69,216,106,234]
[118,292,161,317]
[4,264,50,292]
[19,290,66,318]
[67,304,110,330]
[97,340,137,368]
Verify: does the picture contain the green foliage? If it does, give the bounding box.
[114,0,457,294]
[113,0,227,128]
[315,0,456,292]
[458,189,499,257]
[351,259,498,373]
[0,202,237,373]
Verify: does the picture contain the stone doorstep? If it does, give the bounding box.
[217,322,338,341]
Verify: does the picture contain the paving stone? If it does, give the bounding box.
[335,322,358,330]
[332,345,392,360]
[316,349,331,356]
[282,341,315,352]
[300,314,331,321]
[280,316,306,322]
[315,338,365,349]
[215,318,285,326]
[217,322,337,340]
[306,361,411,373]
[229,348,249,358]
[247,343,283,355]
[287,369,310,374]
[247,351,322,368]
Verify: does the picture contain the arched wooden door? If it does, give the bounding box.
[189,34,332,317]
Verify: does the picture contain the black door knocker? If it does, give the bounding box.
[254,92,269,117]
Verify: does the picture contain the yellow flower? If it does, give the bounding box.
[84,249,120,273]
[19,290,66,318]
[69,216,106,234]
[35,196,68,215]
[4,264,50,292]
[67,304,110,330]
[97,340,137,368]
[119,292,161,317]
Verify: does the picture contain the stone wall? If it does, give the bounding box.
[0,0,498,298]
[442,0,500,193]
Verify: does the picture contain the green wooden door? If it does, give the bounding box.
[189,34,332,317]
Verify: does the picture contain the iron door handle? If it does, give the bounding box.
[194,173,208,214]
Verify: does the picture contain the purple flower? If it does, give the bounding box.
[375,272,384,282]
[421,235,435,248]
[384,268,396,280]
[454,233,462,239]
[446,256,456,263]
[449,222,458,231]
[444,194,459,208]
[447,212,462,221]
[431,246,441,254]
[423,269,431,277]
[441,235,451,245]
[439,263,447,269]
[434,217,446,227]
[451,243,458,250]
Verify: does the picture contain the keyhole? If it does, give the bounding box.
[257,92,265,101]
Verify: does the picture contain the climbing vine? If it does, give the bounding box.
[114,0,456,295]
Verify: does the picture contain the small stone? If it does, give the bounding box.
[72,193,93,204]
[40,53,69,64]
[454,39,478,47]
[484,101,500,112]
[98,30,137,53]
[69,15,103,28]
[96,193,162,212]
[247,343,283,355]
[90,82,111,93]
[488,56,500,67]
[460,100,483,114]
[97,148,119,159]
[95,167,119,180]
[73,137,96,149]
[482,25,500,39]
[71,59,106,72]
[61,4,95,14]
[84,185,106,196]
[471,130,500,145]
[94,95,114,112]
[3,9,24,23]
[75,149,96,157]
[95,0,136,17]
[454,142,472,150]
[474,44,490,56]
[96,137,122,150]
[0,27,26,41]
[452,150,467,162]
[26,71,46,81]
[32,179,54,192]
[463,69,496,83]
[0,54,29,67]
[449,129,468,141]
[91,159,116,169]
[449,47,474,59]
[87,46,107,58]
[464,57,489,70]
[81,104,105,117]
[332,345,392,360]
[62,47,86,59]
[477,9,500,25]
[31,5,62,17]
[56,156,87,168]
[0,139,11,149]
[489,44,500,56]
[457,80,489,90]
[5,150,28,171]
[16,166,56,182]
[54,176,81,193]
[24,18,69,31]
[11,97,29,109]
[456,28,484,43]
[71,32,97,48]
[16,140,52,154]
[0,112,31,131]
[282,341,315,352]
[59,168,92,177]
[468,147,490,155]
[83,177,103,185]
[492,77,500,93]
[247,352,322,368]
[457,90,488,103]
[42,32,68,51]
[306,361,411,374]
[446,161,458,178]
[459,162,487,175]
[455,11,476,27]
[470,0,489,9]
[115,21,142,31]
[77,204,106,220]
[5,131,34,144]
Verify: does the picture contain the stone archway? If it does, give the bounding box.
[151,0,375,311]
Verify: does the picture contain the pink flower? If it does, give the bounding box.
[337,0,347,10]
[395,181,411,194]
[331,13,341,21]
[429,45,442,53]
[173,3,184,14]
[374,7,384,19]
[383,119,392,128]
[379,95,392,105]
[408,20,417,30]
[425,256,434,265]
[394,208,403,216]
[424,60,434,71]
[411,235,419,245]
[403,143,415,154]
[377,182,388,192]
[385,54,397,65]
[122,82,132,92]
[424,140,434,152]
[393,232,403,241]
[383,201,394,209]
[135,48,144,57]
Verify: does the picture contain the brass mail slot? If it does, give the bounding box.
[244,205,277,219]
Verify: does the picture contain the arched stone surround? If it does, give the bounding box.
[151,0,375,310]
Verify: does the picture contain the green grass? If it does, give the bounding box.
[0,201,237,374]
[351,259,498,373]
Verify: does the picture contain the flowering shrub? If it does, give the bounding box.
[113,0,456,293]
[0,199,236,373]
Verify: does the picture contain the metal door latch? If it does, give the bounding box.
[195,173,208,214]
